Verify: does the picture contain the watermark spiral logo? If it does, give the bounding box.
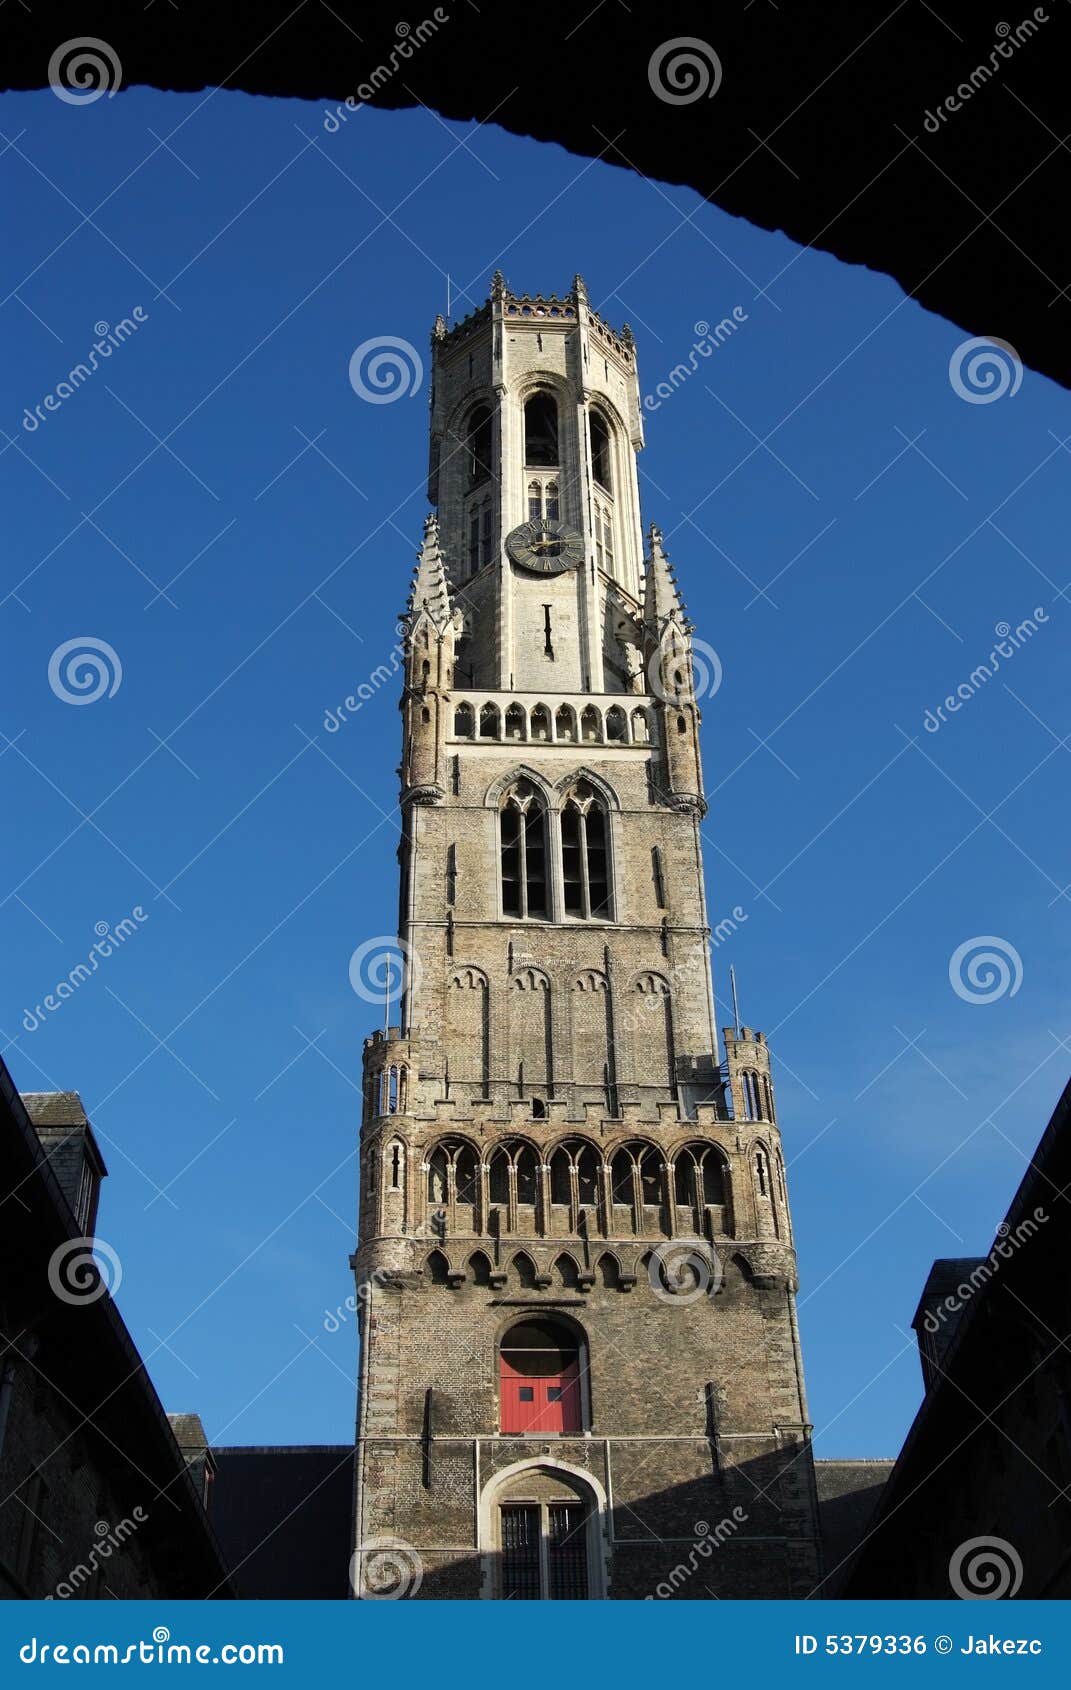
[348,336,424,404]
[948,1535,1023,1599]
[348,936,422,1007]
[648,38,723,105]
[949,936,1023,1004]
[48,1237,123,1306]
[648,1238,722,1305]
[351,1537,424,1599]
[48,637,122,706]
[48,38,122,105]
[948,336,1022,405]
[152,1627,170,1645]
[647,638,722,705]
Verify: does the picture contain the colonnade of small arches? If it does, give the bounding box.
[452,699,651,746]
[366,1131,789,1241]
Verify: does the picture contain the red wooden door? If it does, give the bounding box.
[500,1359,581,1433]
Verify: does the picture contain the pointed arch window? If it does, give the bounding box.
[673,1143,726,1209]
[427,1136,478,1208]
[467,494,493,575]
[466,404,493,487]
[500,780,548,920]
[590,412,613,492]
[528,478,560,522]
[560,782,611,919]
[524,392,559,467]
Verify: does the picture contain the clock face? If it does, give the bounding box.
[506,519,585,576]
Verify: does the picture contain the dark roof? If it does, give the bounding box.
[20,1090,90,1126]
[210,1447,355,1599]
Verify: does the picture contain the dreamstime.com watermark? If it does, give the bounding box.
[648,38,723,106]
[19,1630,284,1665]
[47,1513,148,1600]
[643,311,748,412]
[647,637,723,704]
[350,1537,424,1598]
[48,38,122,104]
[645,1510,749,1597]
[949,936,1023,1004]
[22,909,149,1032]
[22,313,148,431]
[922,12,1048,134]
[923,1210,1048,1337]
[48,636,123,705]
[948,1535,1024,1600]
[323,14,450,131]
[323,635,406,730]
[921,610,1048,732]
[348,936,423,1007]
[47,1237,123,1306]
[948,336,1023,404]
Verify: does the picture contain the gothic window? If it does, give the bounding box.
[605,706,627,742]
[673,1143,726,1209]
[763,1075,775,1122]
[631,708,650,744]
[581,705,601,743]
[500,780,549,919]
[480,702,501,739]
[454,701,474,738]
[524,392,559,466]
[590,412,613,492]
[754,1148,769,1198]
[499,1318,584,1435]
[469,1250,492,1287]
[426,1137,478,1208]
[741,1069,763,1121]
[488,1141,538,1225]
[560,782,611,920]
[555,704,577,743]
[466,404,493,486]
[549,1139,599,1219]
[610,1140,665,1226]
[389,1141,403,1190]
[531,704,551,741]
[498,1497,590,1600]
[505,703,526,741]
[528,477,561,522]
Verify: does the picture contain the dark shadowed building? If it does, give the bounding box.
[0,1063,232,1599]
[839,1078,1071,1600]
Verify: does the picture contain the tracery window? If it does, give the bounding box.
[500,780,549,920]
[560,782,611,919]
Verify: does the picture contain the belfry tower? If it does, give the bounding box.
[351,275,820,1600]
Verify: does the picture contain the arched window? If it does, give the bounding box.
[500,780,548,919]
[527,478,560,522]
[530,705,551,742]
[388,1140,403,1191]
[426,1137,478,1208]
[762,1075,775,1122]
[469,1250,492,1287]
[754,1148,769,1198]
[466,404,492,486]
[453,702,474,738]
[524,392,559,466]
[581,705,601,743]
[741,1069,762,1122]
[631,708,650,744]
[505,703,526,741]
[488,1140,538,1223]
[467,495,493,575]
[560,782,611,919]
[673,1143,726,1209]
[480,702,501,740]
[610,1141,665,1227]
[555,704,577,743]
[549,1139,599,1221]
[499,1317,584,1433]
[493,1468,596,1599]
[605,706,627,742]
[590,412,612,491]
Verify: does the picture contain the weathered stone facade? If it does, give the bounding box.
[351,276,821,1599]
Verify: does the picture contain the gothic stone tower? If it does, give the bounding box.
[351,274,820,1600]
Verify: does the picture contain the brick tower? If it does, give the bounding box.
[351,274,820,1600]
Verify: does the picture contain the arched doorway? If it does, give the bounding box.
[499,1316,583,1434]
[480,1460,608,1600]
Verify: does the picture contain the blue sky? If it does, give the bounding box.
[2,84,1068,1460]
